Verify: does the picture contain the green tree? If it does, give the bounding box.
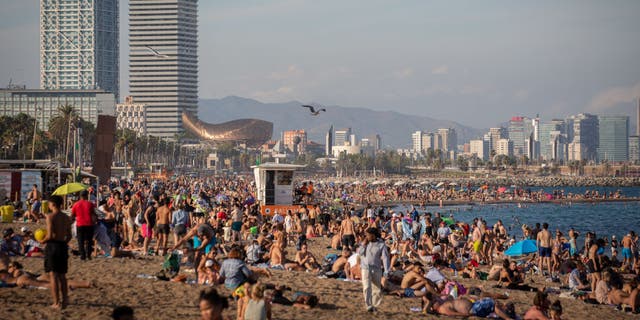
[48,104,78,165]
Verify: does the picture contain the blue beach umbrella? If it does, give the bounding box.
[504,239,538,256]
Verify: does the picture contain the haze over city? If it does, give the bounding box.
[1,0,640,128]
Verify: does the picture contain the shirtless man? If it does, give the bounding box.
[286,243,320,272]
[268,242,285,268]
[331,249,351,277]
[394,262,437,298]
[622,232,634,269]
[340,212,356,250]
[25,184,42,222]
[42,195,72,309]
[588,239,604,292]
[537,223,552,275]
[155,198,172,255]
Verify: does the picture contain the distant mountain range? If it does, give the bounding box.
[198,96,485,148]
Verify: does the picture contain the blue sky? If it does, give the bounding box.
[1,0,639,128]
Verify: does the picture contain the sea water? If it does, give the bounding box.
[392,186,640,242]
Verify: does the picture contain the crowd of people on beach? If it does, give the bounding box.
[1,174,639,320]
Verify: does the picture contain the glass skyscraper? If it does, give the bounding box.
[597,116,629,162]
[40,0,119,99]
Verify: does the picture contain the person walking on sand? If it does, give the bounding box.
[70,190,96,261]
[357,227,390,312]
[41,195,72,309]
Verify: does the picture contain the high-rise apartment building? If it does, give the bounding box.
[129,0,198,138]
[411,131,423,153]
[495,139,514,157]
[597,116,629,162]
[539,120,565,161]
[469,139,489,161]
[488,127,506,152]
[40,0,119,98]
[437,128,457,152]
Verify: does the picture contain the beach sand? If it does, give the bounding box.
[0,221,635,320]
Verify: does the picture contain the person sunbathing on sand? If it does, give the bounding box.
[285,243,320,272]
[5,262,93,290]
[422,291,514,319]
[393,262,439,298]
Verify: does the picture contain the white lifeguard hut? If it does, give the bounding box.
[252,162,306,216]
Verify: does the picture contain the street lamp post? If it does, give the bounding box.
[31,108,41,160]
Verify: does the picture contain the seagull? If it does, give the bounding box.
[145,45,170,59]
[301,104,326,116]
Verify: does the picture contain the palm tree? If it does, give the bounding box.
[48,104,78,165]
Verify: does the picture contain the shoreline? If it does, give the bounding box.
[354,197,640,208]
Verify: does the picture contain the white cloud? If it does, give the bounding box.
[268,65,303,80]
[251,86,295,101]
[431,65,449,75]
[587,82,640,112]
[393,67,414,79]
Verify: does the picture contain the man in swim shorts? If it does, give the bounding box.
[42,195,72,309]
[536,222,552,275]
[622,232,633,269]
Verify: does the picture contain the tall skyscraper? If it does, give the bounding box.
[129,0,198,138]
[508,117,532,156]
[539,119,565,161]
[325,125,333,156]
[597,116,629,162]
[567,113,598,162]
[40,0,119,98]
[334,128,351,146]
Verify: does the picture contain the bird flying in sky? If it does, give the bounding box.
[145,45,170,59]
[301,104,327,116]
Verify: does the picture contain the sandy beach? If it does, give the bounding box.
[1,221,635,320]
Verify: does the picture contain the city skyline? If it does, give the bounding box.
[1,1,639,128]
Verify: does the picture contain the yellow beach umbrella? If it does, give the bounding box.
[52,182,89,196]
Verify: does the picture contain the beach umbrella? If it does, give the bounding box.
[497,186,508,193]
[435,182,445,188]
[441,217,456,226]
[504,239,538,256]
[52,182,89,196]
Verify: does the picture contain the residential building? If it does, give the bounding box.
[129,0,199,138]
[411,131,423,153]
[40,0,119,98]
[282,130,307,154]
[0,88,116,130]
[437,128,457,152]
[488,127,506,152]
[597,115,629,162]
[469,139,489,161]
[332,144,361,157]
[116,96,147,135]
[495,139,513,157]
